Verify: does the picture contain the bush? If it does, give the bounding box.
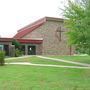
[0,51,5,66]
[15,49,23,57]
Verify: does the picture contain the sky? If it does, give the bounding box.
[0,0,67,37]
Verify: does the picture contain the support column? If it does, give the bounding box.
[9,45,15,57]
[9,44,11,56]
[25,44,28,55]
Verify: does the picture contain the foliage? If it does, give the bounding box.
[0,51,5,66]
[12,39,23,57]
[64,0,90,54]
[15,49,23,57]
[12,39,21,49]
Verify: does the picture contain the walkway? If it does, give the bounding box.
[5,62,90,69]
[5,55,90,69]
[37,56,90,67]
[5,55,32,60]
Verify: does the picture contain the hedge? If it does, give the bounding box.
[0,51,5,66]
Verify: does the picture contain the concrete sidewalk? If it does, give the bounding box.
[5,62,90,69]
[37,56,90,67]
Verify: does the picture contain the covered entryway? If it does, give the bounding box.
[28,46,36,55]
[16,39,43,55]
[21,45,36,55]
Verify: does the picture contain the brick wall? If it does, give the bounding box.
[22,20,74,55]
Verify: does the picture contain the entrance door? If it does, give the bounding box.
[28,46,36,55]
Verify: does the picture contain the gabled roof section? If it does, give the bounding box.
[14,17,64,38]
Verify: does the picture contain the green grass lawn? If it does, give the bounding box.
[2,56,90,90]
[0,65,90,90]
[5,56,83,66]
[49,56,90,64]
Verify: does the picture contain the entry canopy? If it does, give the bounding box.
[0,38,43,44]
[16,39,43,44]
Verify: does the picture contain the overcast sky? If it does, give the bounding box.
[0,0,67,37]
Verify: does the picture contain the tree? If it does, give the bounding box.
[12,39,23,57]
[12,39,21,49]
[63,0,90,54]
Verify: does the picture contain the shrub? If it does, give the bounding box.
[15,49,23,57]
[0,51,5,66]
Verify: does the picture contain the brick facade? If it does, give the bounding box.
[21,17,74,55]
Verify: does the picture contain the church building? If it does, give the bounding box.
[0,17,74,56]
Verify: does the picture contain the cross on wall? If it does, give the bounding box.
[55,26,65,41]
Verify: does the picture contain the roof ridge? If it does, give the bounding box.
[45,16,64,22]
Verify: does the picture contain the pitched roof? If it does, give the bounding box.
[14,17,64,38]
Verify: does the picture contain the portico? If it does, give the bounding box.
[16,39,43,55]
[0,38,43,56]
